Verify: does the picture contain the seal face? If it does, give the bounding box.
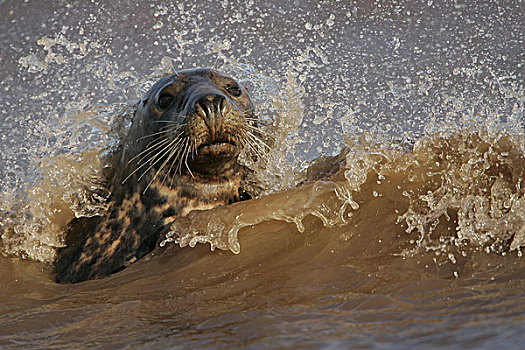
[55,68,265,283]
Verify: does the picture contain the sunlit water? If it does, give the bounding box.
[0,1,524,349]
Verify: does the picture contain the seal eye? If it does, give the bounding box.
[158,95,173,110]
[226,84,242,97]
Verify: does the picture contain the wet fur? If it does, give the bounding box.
[55,68,260,283]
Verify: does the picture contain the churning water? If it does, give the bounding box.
[0,0,524,349]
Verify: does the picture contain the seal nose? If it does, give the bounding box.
[195,94,225,139]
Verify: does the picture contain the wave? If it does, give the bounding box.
[0,122,523,275]
[163,129,524,268]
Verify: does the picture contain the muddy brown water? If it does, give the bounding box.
[2,132,525,349]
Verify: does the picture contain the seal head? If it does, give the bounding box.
[55,68,264,283]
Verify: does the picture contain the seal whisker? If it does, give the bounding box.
[184,142,194,178]
[243,117,273,128]
[237,136,251,156]
[243,127,272,151]
[168,146,186,188]
[176,138,190,174]
[244,124,275,140]
[123,136,181,184]
[165,137,190,187]
[127,136,171,165]
[162,143,186,187]
[244,132,271,161]
[136,137,182,182]
[135,137,177,166]
[129,133,180,165]
[240,131,266,161]
[152,133,187,182]
[173,137,186,175]
[137,125,180,141]
[242,139,266,164]
[156,124,184,135]
[246,143,265,161]
[143,139,183,193]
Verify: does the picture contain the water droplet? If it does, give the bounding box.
[153,21,164,30]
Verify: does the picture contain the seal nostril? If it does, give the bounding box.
[195,95,227,139]
[218,96,226,116]
[196,99,210,120]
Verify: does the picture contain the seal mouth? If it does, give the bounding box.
[196,141,238,157]
[189,140,240,175]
